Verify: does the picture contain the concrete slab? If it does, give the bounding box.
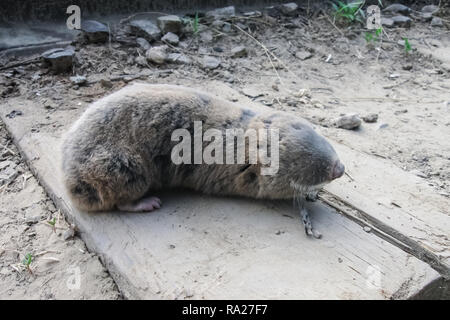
[0,95,443,299]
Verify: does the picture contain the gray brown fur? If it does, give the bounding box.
[62,83,342,214]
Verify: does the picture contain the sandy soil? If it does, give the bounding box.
[0,122,120,299]
[0,2,449,299]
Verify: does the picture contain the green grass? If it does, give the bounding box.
[332,1,365,24]
[22,253,33,273]
[403,37,412,53]
[365,27,382,44]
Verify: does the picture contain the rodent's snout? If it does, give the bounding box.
[330,160,345,180]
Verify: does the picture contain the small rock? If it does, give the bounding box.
[100,79,113,89]
[420,12,433,22]
[431,17,443,27]
[80,20,109,43]
[41,48,74,73]
[206,6,236,19]
[363,226,372,233]
[166,53,191,65]
[157,15,183,34]
[0,166,18,185]
[63,228,75,240]
[25,216,40,225]
[69,75,86,86]
[391,15,412,28]
[382,4,411,15]
[334,114,362,130]
[200,30,214,42]
[231,46,247,58]
[135,55,148,67]
[146,46,168,65]
[280,2,298,15]
[295,50,313,60]
[378,123,389,129]
[421,5,439,14]
[362,113,378,123]
[136,37,151,50]
[402,64,413,71]
[381,17,395,28]
[161,32,179,45]
[129,20,161,41]
[201,56,221,70]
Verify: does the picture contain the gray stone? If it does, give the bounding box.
[129,20,161,41]
[80,20,109,43]
[157,15,183,34]
[100,79,113,89]
[63,228,75,240]
[231,46,247,58]
[382,4,411,15]
[295,50,313,60]
[0,166,18,185]
[135,55,148,67]
[421,5,439,14]
[420,12,433,22]
[166,53,191,65]
[391,15,412,28]
[381,17,395,28]
[25,216,41,225]
[206,6,235,19]
[431,17,443,27]
[201,56,221,70]
[362,113,378,123]
[136,37,151,50]
[200,30,214,43]
[41,48,74,73]
[161,32,179,45]
[146,46,168,65]
[280,2,298,15]
[69,75,86,86]
[334,114,362,130]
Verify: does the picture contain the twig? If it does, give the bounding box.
[0,57,40,71]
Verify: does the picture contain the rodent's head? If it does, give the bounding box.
[265,116,345,196]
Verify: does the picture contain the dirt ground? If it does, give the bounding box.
[0,2,449,299]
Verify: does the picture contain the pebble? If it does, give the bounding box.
[334,114,362,130]
[63,228,75,240]
[166,53,191,65]
[157,15,183,34]
[280,2,298,15]
[135,55,148,67]
[431,17,443,27]
[382,4,411,15]
[381,17,395,28]
[129,20,161,41]
[201,56,221,70]
[69,75,86,86]
[80,20,109,43]
[391,15,412,28]
[0,166,18,185]
[362,113,378,123]
[161,32,179,45]
[41,48,75,73]
[146,46,168,65]
[421,5,439,14]
[295,50,313,60]
[378,123,389,130]
[363,226,372,233]
[205,6,236,19]
[231,46,247,58]
[25,216,41,225]
[100,79,113,89]
[136,37,151,50]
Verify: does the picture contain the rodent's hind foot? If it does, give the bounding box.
[117,196,161,212]
[301,207,322,239]
[305,190,319,202]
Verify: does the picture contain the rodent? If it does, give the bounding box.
[61,83,345,238]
